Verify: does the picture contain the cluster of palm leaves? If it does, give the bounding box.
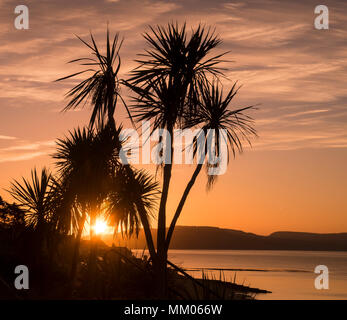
[5,22,257,296]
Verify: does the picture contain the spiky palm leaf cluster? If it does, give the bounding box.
[126,23,228,132]
[184,81,257,187]
[8,168,52,229]
[106,166,160,237]
[53,125,122,206]
[57,29,130,128]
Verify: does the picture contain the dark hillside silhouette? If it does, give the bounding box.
[109,226,347,251]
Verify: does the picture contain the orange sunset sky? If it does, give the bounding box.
[0,0,346,235]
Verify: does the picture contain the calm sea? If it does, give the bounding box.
[133,249,347,300]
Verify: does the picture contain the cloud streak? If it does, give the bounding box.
[0,135,16,140]
[0,140,55,164]
[0,0,346,154]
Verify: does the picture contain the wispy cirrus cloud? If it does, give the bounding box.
[0,151,47,164]
[0,135,16,140]
[0,140,55,164]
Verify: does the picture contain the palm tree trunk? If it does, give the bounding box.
[165,163,203,251]
[135,200,157,262]
[156,125,174,296]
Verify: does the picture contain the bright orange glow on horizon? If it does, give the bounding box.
[87,217,114,236]
[93,220,108,235]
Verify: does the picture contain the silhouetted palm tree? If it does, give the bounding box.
[55,29,157,276]
[8,168,52,232]
[7,168,53,260]
[127,23,256,292]
[53,126,118,274]
[126,22,230,289]
[54,24,257,297]
[52,124,157,285]
[56,29,130,129]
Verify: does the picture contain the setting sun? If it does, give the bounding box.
[93,219,108,235]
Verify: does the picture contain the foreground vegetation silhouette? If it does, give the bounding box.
[0,22,257,299]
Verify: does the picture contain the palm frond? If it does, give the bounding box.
[7,168,52,228]
[56,29,129,128]
[184,81,257,188]
[53,125,124,206]
[106,166,160,238]
[125,22,229,129]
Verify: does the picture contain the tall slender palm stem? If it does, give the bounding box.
[156,125,174,295]
[157,125,173,255]
[135,200,157,262]
[165,163,203,251]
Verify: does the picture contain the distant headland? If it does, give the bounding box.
[104,226,347,251]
